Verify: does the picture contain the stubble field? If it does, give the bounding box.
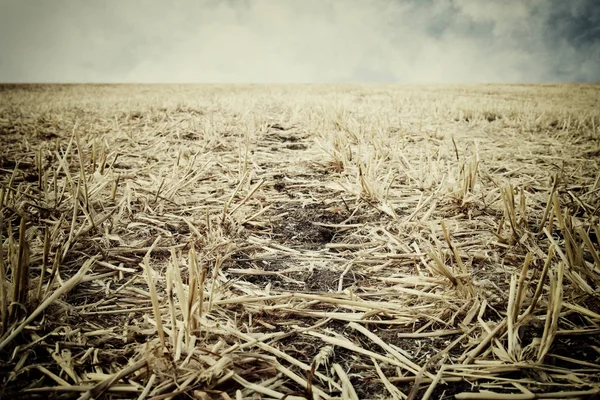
[0,84,599,399]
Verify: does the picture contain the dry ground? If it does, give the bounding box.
[0,84,599,399]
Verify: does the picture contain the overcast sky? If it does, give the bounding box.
[0,0,599,83]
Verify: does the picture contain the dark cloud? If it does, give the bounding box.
[0,0,598,82]
[545,0,600,48]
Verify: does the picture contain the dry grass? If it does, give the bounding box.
[0,83,599,399]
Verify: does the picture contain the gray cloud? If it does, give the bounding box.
[0,0,598,83]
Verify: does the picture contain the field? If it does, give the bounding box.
[0,84,599,399]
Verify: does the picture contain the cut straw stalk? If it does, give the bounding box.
[232,373,306,400]
[0,187,6,334]
[273,361,332,400]
[537,261,564,363]
[455,391,534,399]
[141,236,166,349]
[372,357,406,400]
[35,227,50,300]
[349,322,431,378]
[332,363,359,400]
[0,256,97,351]
[78,359,147,400]
[165,266,178,355]
[507,252,532,360]
[223,325,342,392]
[207,254,222,312]
[11,216,30,313]
[306,329,412,370]
[577,225,600,269]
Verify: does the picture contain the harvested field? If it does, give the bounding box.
[0,83,599,399]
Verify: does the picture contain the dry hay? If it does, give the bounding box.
[0,83,599,399]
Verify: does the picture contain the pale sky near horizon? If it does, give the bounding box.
[0,0,599,83]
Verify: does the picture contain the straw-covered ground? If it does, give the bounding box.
[0,83,599,399]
